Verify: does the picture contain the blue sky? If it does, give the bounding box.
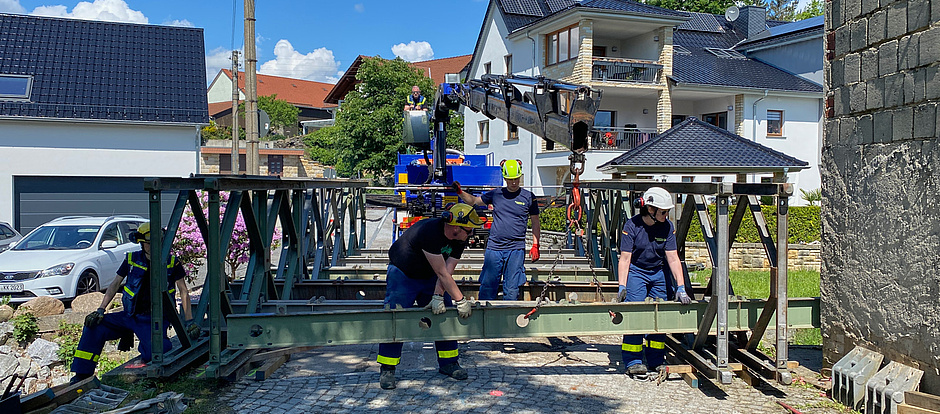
[0,0,490,84]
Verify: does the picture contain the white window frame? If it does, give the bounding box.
[478,120,490,145]
[767,110,784,137]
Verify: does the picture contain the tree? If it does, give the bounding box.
[742,0,798,21]
[799,187,821,206]
[643,0,736,15]
[303,125,341,166]
[258,94,300,136]
[793,0,823,21]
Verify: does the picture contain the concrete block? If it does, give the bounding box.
[863,0,880,15]
[908,0,931,30]
[846,0,862,21]
[869,10,887,44]
[851,81,868,112]
[892,106,914,141]
[903,71,916,104]
[884,73,905,107]
[879,40,898,77]
[913,103,936,138]
[934,0,940,24]
[858,114,874,144]
[867,76,885,110]
[836,25,852,56]
[926,66,940,100]
[845,53,861,83]
[840,116,858,145]
[902,33,919,70]
[831,0,843,27]
[913,66,928,102]
[919,25,940,64]
[861,48,880,81]
[886,2,908,39]
[825,118,840,146]
[851,19,868,52]
[836,86,847,115]
[833,60,846,88]
[873,110,893,142]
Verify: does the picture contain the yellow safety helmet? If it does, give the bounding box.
[132,222,151,243]
[443,203,483,229]
[500,159,523,179]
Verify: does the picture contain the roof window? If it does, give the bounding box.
[705,48,746,59]
[674,45,692,55]
[0,74,33,100]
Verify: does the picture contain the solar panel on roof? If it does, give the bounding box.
[705,47,745,59]
[678,13,724,33]
[499,0,543,17]
[546,0,574,13]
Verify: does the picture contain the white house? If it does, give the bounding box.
[463,0,823,203]
[0,13,208,232]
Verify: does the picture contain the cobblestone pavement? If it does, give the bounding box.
[220,336,840,414]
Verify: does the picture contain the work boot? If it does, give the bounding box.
[379,364,396,390]
[438,363,468,380]
[69,373,92,385]
[626,363,648,380]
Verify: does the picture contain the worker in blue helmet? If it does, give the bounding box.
[70,222,198,384]
[377,203,482,390]
[452,159,541,301]
[617,187,692,380]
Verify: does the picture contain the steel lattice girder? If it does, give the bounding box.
[226,297,819,349]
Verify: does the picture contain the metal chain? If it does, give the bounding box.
[566,153,607,303]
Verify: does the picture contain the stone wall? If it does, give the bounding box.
[824,0,940,393]
[682,242,821,271]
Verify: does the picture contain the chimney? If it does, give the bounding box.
[733,6,768,39]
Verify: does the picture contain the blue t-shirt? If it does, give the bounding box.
[481,188,539,250]
[618,214,677,271]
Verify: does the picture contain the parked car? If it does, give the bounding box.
[0,222,22,253]
[0,216,146,303]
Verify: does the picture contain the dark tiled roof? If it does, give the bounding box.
[672,13,822,92]
[0,13,208,124]
[738,15,823,49]
[598,117,808,173]
[498,0,687,33]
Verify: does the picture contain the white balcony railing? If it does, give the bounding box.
[591,57,662,83]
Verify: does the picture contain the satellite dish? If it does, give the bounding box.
[725,6,739,22]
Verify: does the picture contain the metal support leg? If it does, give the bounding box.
[775,195,791,385]
[207,190,222,378]
[715,193,731,384]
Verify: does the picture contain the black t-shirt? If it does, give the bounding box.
[389,218,466,279]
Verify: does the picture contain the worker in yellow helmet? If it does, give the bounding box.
[452,159,541,301]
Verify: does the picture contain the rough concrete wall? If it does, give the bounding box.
[823,0,940,393]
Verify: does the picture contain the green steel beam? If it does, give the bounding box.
[226,298,820,349]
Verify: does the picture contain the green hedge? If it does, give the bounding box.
[538,205,820,244]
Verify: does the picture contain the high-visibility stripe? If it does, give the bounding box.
[376,355,401,366]
[124,285,135,297]
[437,349,459,359]
[168,288,176,295]
[647,340,665,350]
[128,258,148,271]
[74,350,100,362]
[622,343,643,352]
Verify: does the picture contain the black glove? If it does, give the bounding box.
[451,181,463,195]
[84,308,105,328]
[185,320,201,341]
[617,286,628,303]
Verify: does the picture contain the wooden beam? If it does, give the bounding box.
[906,392,940,412]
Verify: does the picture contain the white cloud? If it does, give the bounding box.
[206,46,237,85]
[31,0,147,23]
[163,18,193,27]
[0,0,26,14]
[391,41,433,62]
[259,39,340,83]
[354,3,364,12]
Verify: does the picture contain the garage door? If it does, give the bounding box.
[14,176,176,234]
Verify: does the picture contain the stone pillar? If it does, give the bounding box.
[656,27,673,133]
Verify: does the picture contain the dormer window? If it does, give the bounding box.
[0,74,32,100]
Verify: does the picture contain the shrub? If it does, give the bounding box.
[12,312,39,342]
[55,321,84,367]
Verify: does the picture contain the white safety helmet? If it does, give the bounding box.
[643,187,674,210]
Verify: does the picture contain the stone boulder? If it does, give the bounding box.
[26,338,59,367]
[14,297,65,317]
[0,353,17,379]
[71,292,104,313]
[0,305,13,322]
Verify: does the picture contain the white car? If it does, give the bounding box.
[0,222,22,253]
[0,216,146,303]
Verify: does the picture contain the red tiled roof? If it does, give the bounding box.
[324,55,472,104]
[208,102,232,118]
[221,69,337,109]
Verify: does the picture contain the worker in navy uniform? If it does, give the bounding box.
[404,85,427,110]
[452,159,541,301]
[377,203,481,390]
[617,187,692,379]
[70,222,198,383]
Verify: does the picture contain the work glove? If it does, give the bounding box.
[617,285,628,302]
[455,298,472,319]
[84,308,105,328]
[529,243,540,262]
[451,181,463,195]
[676,285,692,305]
[427,294,446,315]
[185,319,201,340]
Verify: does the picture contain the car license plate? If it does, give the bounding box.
[0,283,23,293]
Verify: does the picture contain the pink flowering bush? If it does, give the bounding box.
[173,191,283,282]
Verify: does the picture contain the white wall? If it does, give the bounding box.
[206,73,245,104]
[0,120,200,221]
[596,95,658,129]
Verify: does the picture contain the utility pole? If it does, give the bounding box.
[244,0,260,174]
[230,50,240,175]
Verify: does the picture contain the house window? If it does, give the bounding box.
[478,120,490,144]
[504,55,512,75]
[767,110,784,136]
[546,25,580,66]
[711,176,724,183]
[267,155,284,176]
[592,46,607,57]
[0,74,32,100]
[702,112,728,130]
[484,62,492,75]
[507,124,518,141]
[219,154,246,174]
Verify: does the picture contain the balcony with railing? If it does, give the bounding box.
[591,57,662,84]
[591,127,658,151]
